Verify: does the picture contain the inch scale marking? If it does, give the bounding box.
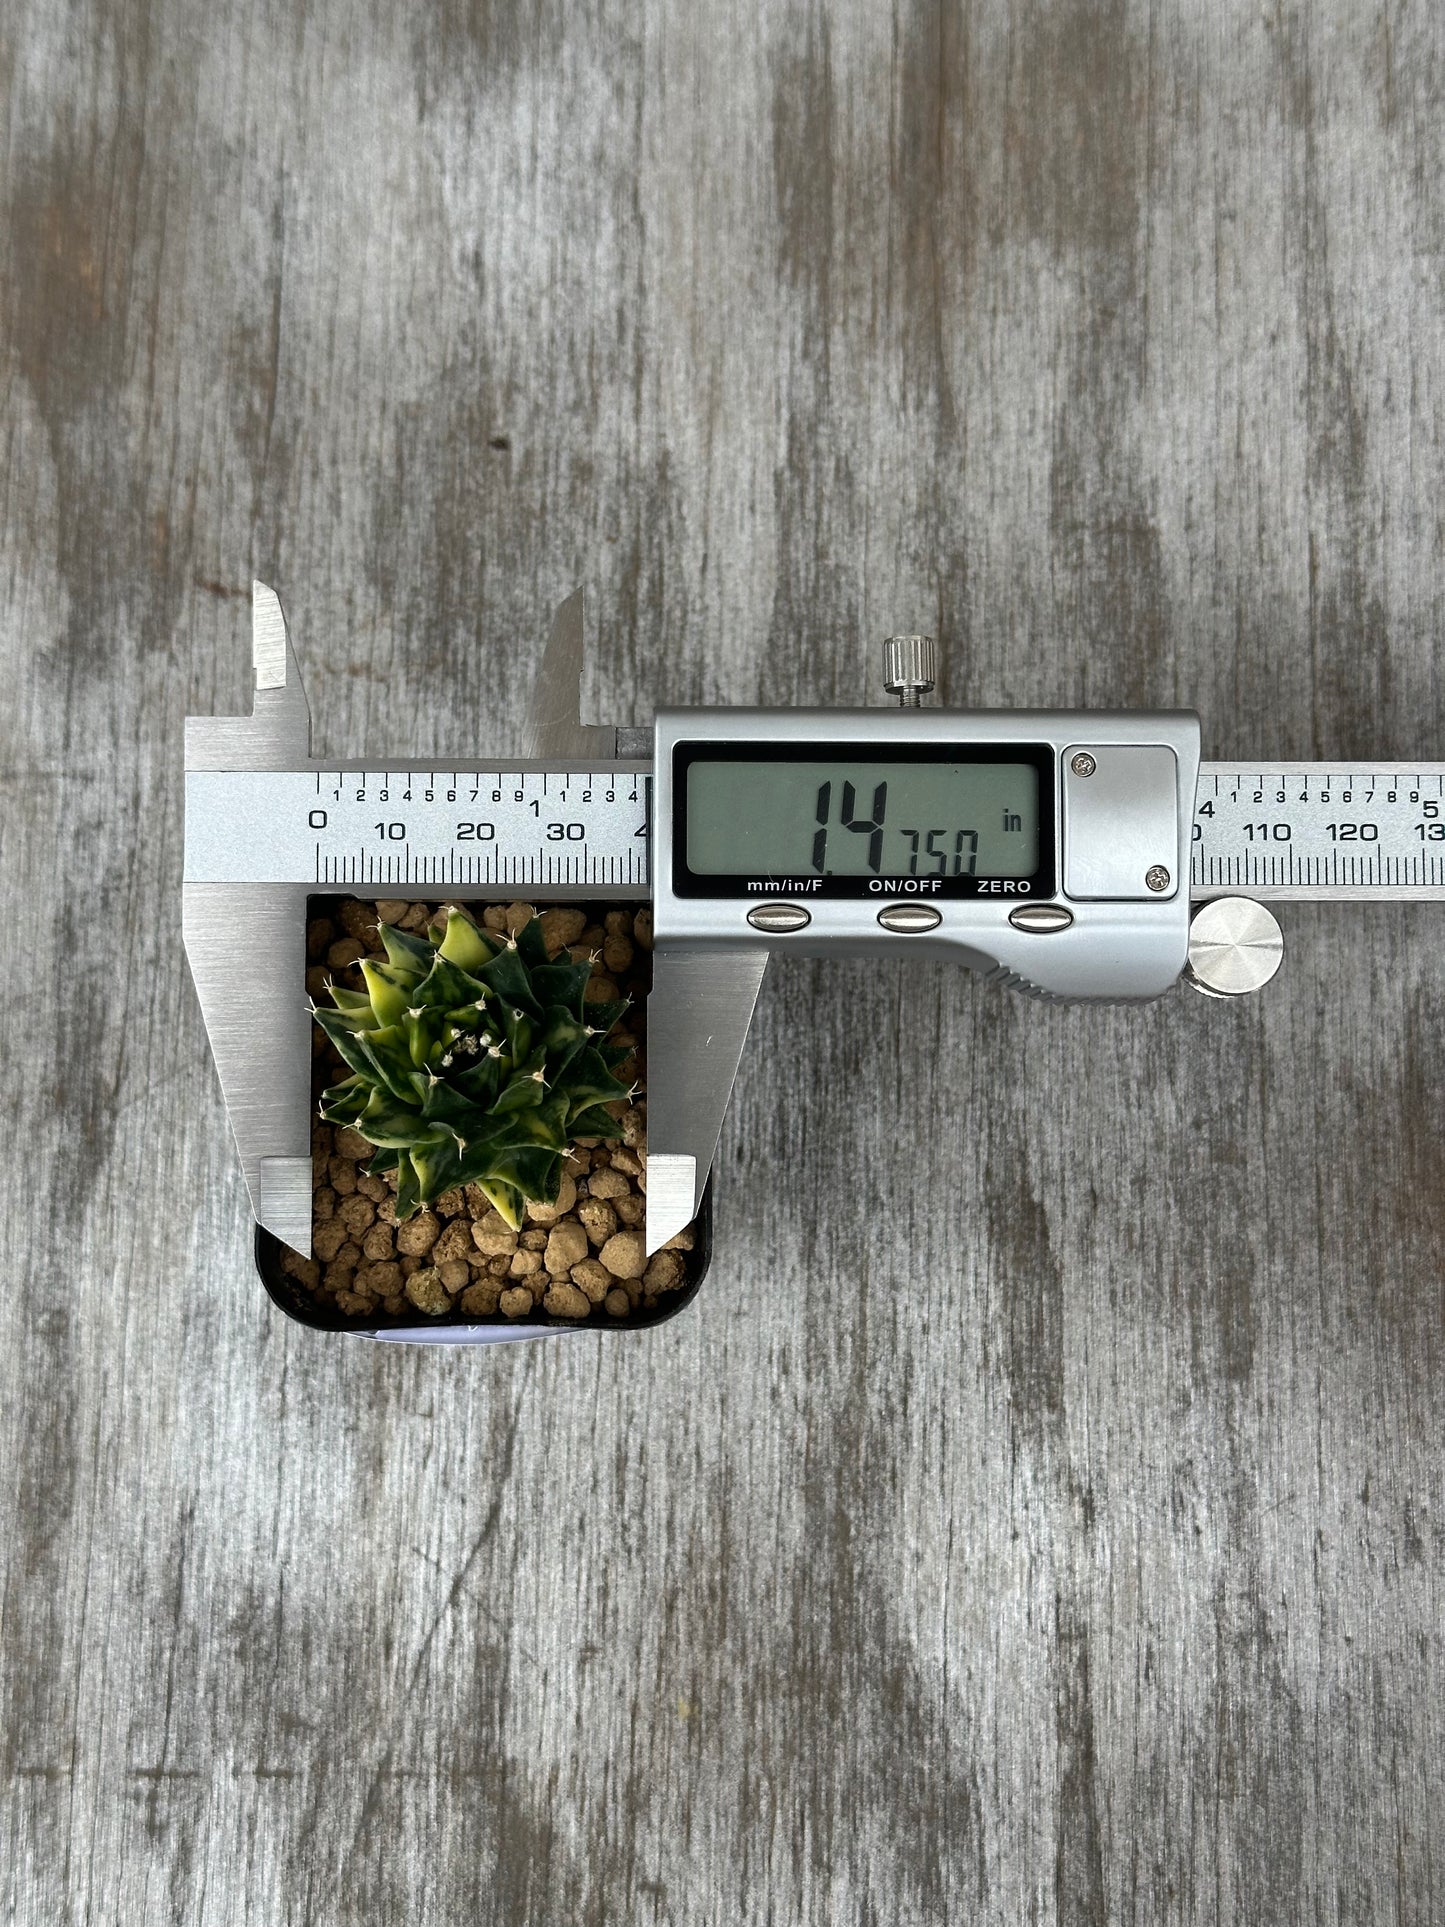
[1192,764,1445,900]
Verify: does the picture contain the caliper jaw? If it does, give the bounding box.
[183,584,315,1254]
[184,585,647,1262]
[643,950,769,1254]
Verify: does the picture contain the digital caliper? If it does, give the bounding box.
[184,586,1445,1267]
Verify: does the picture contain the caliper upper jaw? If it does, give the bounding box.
[183,583,316,1255]
[521,588,620,763]
[185,581,312,772]
[644,949,770,1254]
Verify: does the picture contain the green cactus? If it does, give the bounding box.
[314,909,634,1228]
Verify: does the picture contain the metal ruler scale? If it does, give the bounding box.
[182,587,1445,1275]
[185,763,1445,898]
[184,767,653,891]
[1191,766,1445,899]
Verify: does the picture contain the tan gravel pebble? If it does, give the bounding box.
[613,1194,645,1227]
[460,1280,503,1316]
[327,937,366,969]
[313,1186,337,1220]
[361,1224,395,1262]
[435,1187,465,1218]
[356,1259,403,1297]
[598,1229,647,1280]
[577,1197,618,1245]
[544,1223,590,1275]
[431,1220,475,1265]
[519,1228,549,1251]
[338,900,380,941]
[571,1259,613,1303]
[471,1212,518,1257]
[395,1211,441,1256]
[604,1288,631,1317]
[498,1286,533,1318]
[404,1266,453,1315]
[375,899,410,924]
[355,1173,388,1201]
[334,1126,372,1160]
[602,934,634,973]
[337,1194,375,1238]
[437,1260,470,1291]
[335,1289,375,1316]
[508,1248,543,1278]
[633,907,653,949]
[313,1219,351,1263]
[608,1147,644,1178]
[543,1282,590,1319]
[586,1167,630,1200]
[539,906,588,954]
[328,1157,358,1195]
[643,1249,686,1293]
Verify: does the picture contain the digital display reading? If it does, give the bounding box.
[680,751,1046,894]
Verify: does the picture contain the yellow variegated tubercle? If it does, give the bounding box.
[314,909,633,1227]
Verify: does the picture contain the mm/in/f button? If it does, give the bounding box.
[747,902,811,933]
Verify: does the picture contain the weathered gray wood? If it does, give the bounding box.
[3,1,1443,1921]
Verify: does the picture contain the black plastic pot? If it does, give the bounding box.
[254,1184,712,1344]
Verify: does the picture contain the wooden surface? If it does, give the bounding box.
[3,1,1443,1920]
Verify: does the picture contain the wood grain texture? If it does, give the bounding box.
[3,1,1443,1921]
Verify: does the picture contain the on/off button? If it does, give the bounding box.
[877,903,942,933]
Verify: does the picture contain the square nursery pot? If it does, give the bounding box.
[255,1188,711,1345]
[255,895,711,1345]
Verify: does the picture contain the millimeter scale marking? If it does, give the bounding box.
[184,762,1445,900]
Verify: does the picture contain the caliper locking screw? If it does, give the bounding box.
[882,635,938,706]
[1145,865,1172,893]
[1070,751,1096,778]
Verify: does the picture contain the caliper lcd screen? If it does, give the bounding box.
[674,743,1055,899]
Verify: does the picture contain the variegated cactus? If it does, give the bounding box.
[314,909,633,1227]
